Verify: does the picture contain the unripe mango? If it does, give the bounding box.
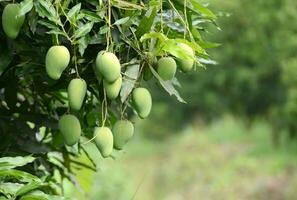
[157,57,177,80]
[103,75,122,99]
[45,46,70,80]
[59,114,81,146]
[112,120,134,150]
[132,87,152,119]
[68,78,87,111]
[95,52,121,83]
[176,43,195,73]
[93,127,113,158]
[2,4,25,39]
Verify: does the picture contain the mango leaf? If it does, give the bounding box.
[171,0,216,19]
[19,190,65,200]
[190,0,216,19]
[0,156,35,170]
[140,32,167,43]
[16,181,42,197]
[38,20,60,30]
[34,0,62,25]
[113,17,130,26]
[136,6,157,38]
[19,0,33,16]
[0,182,23,197]
[0,169,40,183]
[111,0,143,10]
[174,38,206,54]
[73,22,94,39]
[77,10,102,22]
[162,39,194,60]
[67,3,81,21]
[149,66,186,103]
[0,47,12,76]
[120,64,140,103]
[78,36,89,56]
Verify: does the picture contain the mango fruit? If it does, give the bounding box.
[112,120,134,150]
[2,4,25,39]
[157,57,177,80]
[103,75,122,99]
[93,127,113,158]
[45,46,70,80]
[176,43,195,73]
[132,87,152,119]
[59,114,81,146]
[95,51,121,83]
[68,78,87,111]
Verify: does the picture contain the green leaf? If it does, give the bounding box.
[111,0,143,10]
[34,0,61,25]
[16,181,42,197]
[73,22,94,39]
[67,3,81,21]
[162,39,194,60]
[0,47,13,76]
[19,0,33,16]
[140,32,167,43]
[113,17,130,26]
[149,66,186,103]
[0,156,35,170]
[78,36,89,56]
[120,64,140,103]
[0,182,23,197]
[0,169,40,183]
[135,6,157,37]
[190,0,216,19]
[77,10,102,22]
[20,190,64,200]
[174,39,205,54]
[38,20,59,30]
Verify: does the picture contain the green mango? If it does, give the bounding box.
[112,120,134,150]
[95,51,121,83]
[45,46,70,80]
[157,57,177,80]
[132,87,152,119]
[176,43,195,73]
[93,127,113,158]
[68,78,87,111]
[103,75,122,99]
[2,4,25,39]
[59,114,81,146]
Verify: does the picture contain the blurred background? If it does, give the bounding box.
[67,0,297,199]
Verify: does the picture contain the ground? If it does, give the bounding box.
[66,115,297,200]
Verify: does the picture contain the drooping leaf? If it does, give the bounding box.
[120,64,140,103]
[150,66,186,103]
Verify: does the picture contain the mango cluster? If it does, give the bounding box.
[96,51,122,99]
[44,48,152,158]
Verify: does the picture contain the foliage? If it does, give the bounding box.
[142,0,297,140]
[0,0,217,198]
